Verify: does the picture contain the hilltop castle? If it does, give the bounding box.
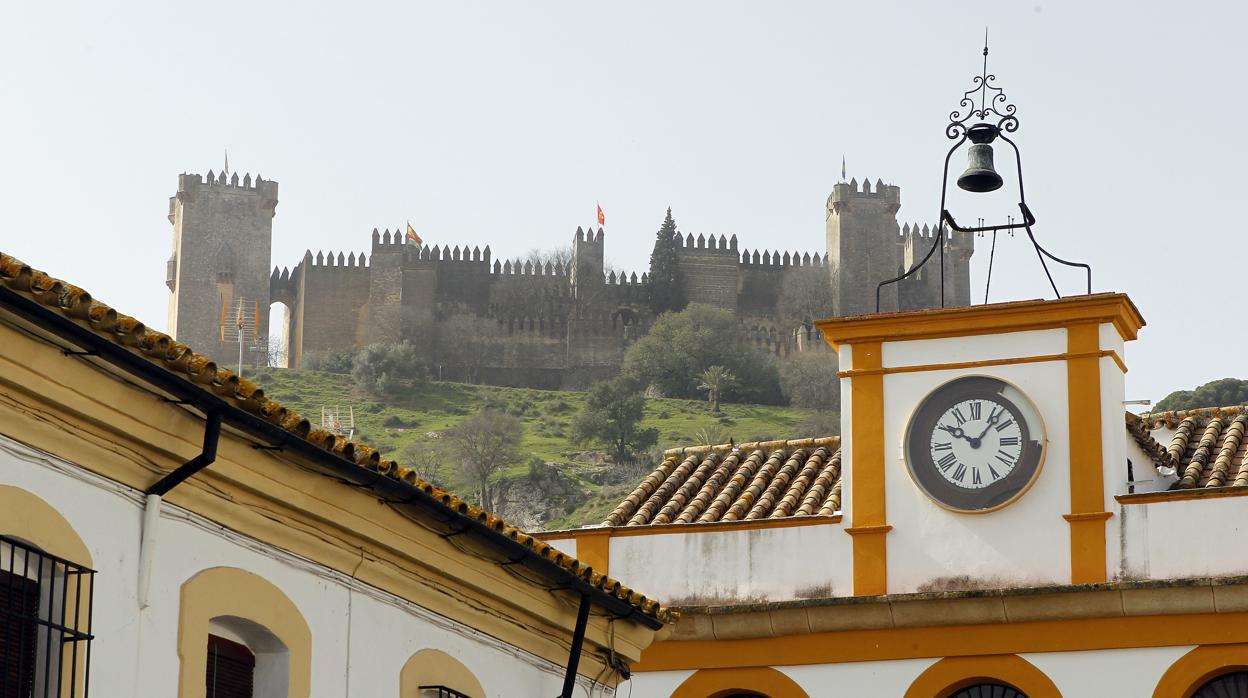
[164,171,973,388]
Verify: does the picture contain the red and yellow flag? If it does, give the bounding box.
[405,222,422,245]
[596,203,605,226]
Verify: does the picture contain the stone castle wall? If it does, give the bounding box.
[166,172,972,388]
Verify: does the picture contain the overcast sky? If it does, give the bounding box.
[1,1,1243,404]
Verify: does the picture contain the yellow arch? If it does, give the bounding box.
[1152,644,1248,698]
[670,667,809,698]
[904,654,1061,698]
[178,566,312,698]
[0,485,93,696]
[0,484,92,565]
[400,648,487,697]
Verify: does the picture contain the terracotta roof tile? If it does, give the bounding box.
[0,251,671,623]
[1134,406,1248,490]
[604,437,841,526]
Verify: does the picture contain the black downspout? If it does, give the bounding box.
[560,593,592,698]
[147,411,223,496]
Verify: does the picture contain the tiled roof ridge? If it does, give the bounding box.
[0,251,672,623]
[661,435,839,459]
[1137,404,1248,430]
[605,436,841,527]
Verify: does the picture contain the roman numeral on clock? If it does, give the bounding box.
[952,407,967,425]
[952,463,967,482]
[999,436,1019,446]
[972,468,982,485]
[994,418,1014,432]
[969,401,982,420]
[996,450,1016,465]
[933,442,953,452]
[937,453,958,471]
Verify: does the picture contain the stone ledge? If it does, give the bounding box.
[667,576,1248,641]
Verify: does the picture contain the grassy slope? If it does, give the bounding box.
[246,367,818,528]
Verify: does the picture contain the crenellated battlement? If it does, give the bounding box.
[492,259,571,277]
[178,170,277,196]
[739,248,828,268]
[898,222,974,252]
[301,250,370,269]
[673,232,738,253]
[828,177,901,205]
[574,226,605,244]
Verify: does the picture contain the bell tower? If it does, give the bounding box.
[166,170,279,366]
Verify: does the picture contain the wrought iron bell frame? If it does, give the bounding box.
[876,44,1091,312]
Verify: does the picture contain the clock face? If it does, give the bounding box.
[904,376,1045,513]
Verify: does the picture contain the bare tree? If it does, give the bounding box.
[778,266,836,328]
[265,334,288,368]
[436,314,498,383]
[524,245,573,272]
[446,409,523,511]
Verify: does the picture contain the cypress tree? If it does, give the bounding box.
[648,208,686,315]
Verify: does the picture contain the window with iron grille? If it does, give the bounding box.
[0,535,95,698]
[419,686,474,698]
[206,635,255,698]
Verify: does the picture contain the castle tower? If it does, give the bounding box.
[826,178,904,316]
[571,226,604,303]
[166,171,279,366]
[826,178,974,316]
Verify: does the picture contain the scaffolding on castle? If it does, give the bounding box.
[219,297,267,376]
[320,405,355,440]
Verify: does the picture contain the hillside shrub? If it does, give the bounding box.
[779,352,841,410]
[622,304,783,404]
[571,377,659,463]
[351,341,428,396]
[1155,378,1248,411]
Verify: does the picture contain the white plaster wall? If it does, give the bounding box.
[609,524,851,604]
[1024,645,1187,698]
[882,328,1067,368]
[544,536,577,558]
[1120,497,1248,580]
[1100,324,1130,579]
[882,341,1073,593]
[0,436,600,697]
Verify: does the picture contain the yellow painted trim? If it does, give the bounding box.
[178,567,313,698]
[1067,323,1108,584]
[0,486,93,697]
[670,667,809,698]
[844,524,893,535]
[0,485,92,566]
[849,340,888,596]
[1117,487,1248,505]
[1108,350,1129,374]
[577,531,610,576]
[817,292,1145,347]
[1063,511,1113,522]
[904,655,1060,698]
[532,514,842,541]
[634,610,1248,672]
[400,648,487,697]
[836,349,1125,378]
[1152,643,1248,698]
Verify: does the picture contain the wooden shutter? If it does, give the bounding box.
[206,635,255,698]
[0,570,39,698]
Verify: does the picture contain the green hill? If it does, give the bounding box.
[245,367,827,529]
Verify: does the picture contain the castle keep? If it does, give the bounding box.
[165,171,973,388]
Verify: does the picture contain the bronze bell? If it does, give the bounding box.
[957,124,1004,193]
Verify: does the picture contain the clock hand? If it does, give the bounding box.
[974,409,1001,441]
[938,424,972,443]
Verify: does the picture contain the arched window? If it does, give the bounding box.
[1191,672,1248,698]
[207,635,255,698]
[177,568,311,698]
[0,488,95,698]
[400,650,485,698]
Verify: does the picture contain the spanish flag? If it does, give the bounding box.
[405,222,422,245]
[596,203,605,226]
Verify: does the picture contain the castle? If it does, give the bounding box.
[165,171,973,388]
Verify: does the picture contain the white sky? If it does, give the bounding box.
[1,0,1243,404]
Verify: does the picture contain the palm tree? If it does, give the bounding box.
[697,366,736,414]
